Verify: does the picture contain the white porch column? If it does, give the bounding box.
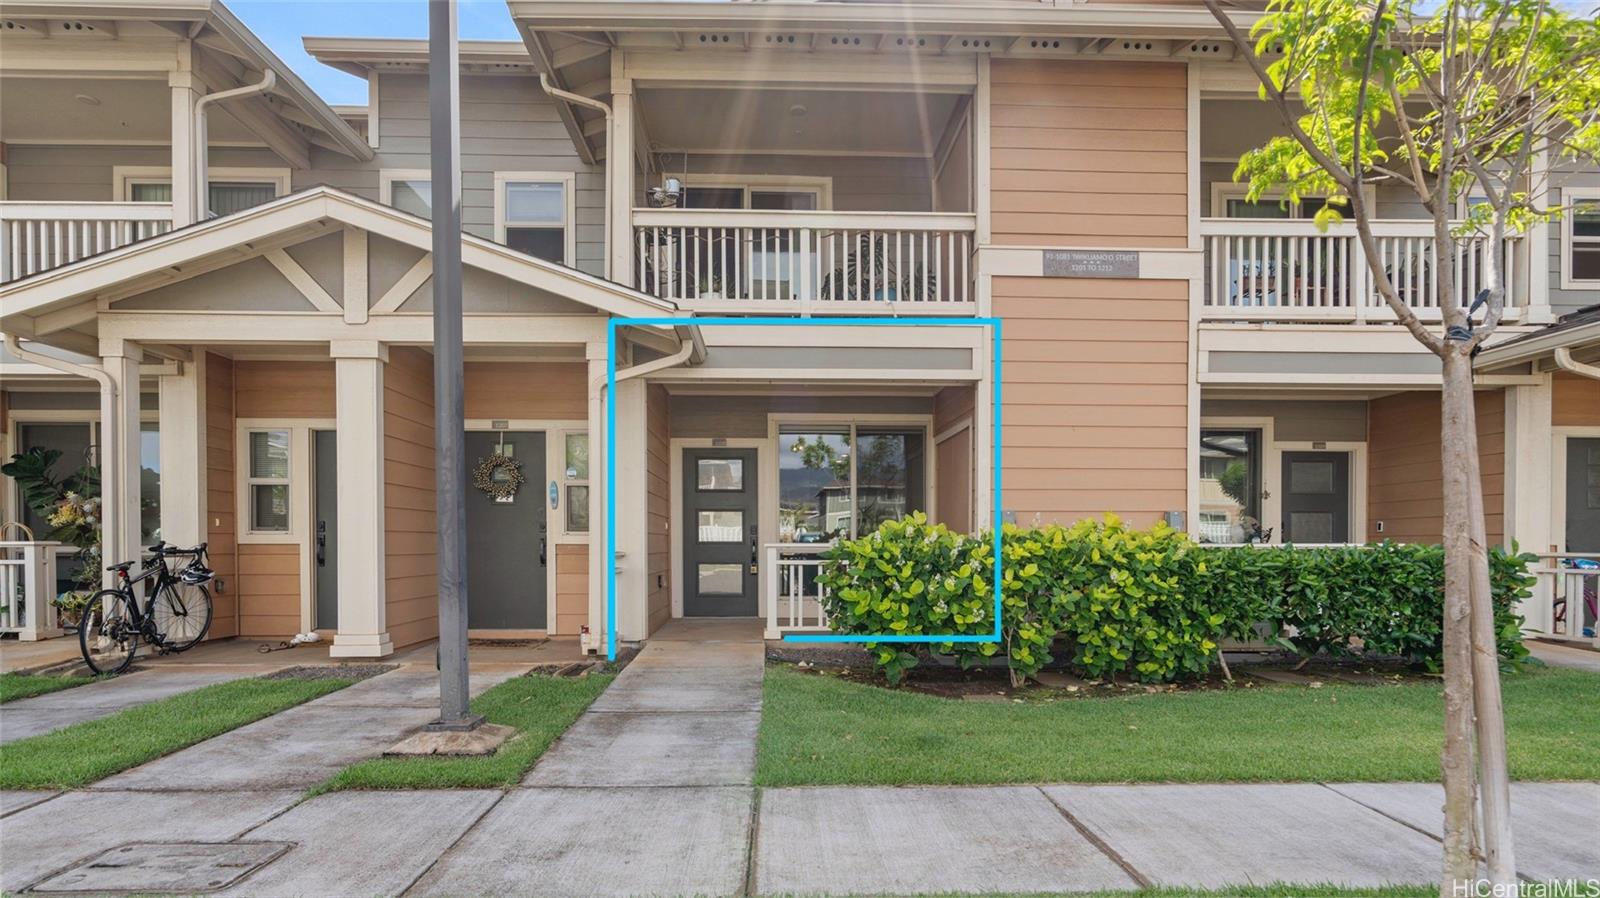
[1524,147,1553,324]
[1505,376,1555,633]
[328,341,392,658]
[587,342,608,652]
[974,334,995,531]
[613,377,649,640]
[608,71,636,285]
[169,68,201,228]
[157,351,207,546]
[100,339,145,571]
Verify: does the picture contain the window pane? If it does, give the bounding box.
[697,510,743,543]
[682,187,744,209]
[15,423,94,537]
[391,180,432,219]
[697,563,743,595]
[1198,430,1261,544]
[251,484,289,532]
[141,423,161,542]
[130,182,172,202]
[1573,209,1600,238]
[1573,247,1600,281]
[778,430,849,542]
[249,430,290,479]
[565,433,589,480]
[505,227,565,263]
[750,190,818,211]
[1225,197,1291,219]
[208,182,276,216]
[697,458,744,491]
[504,181,564,223]
[855,428,926,534]
[566,485,589,532]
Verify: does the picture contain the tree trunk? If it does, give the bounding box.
[1438,348,1481,892]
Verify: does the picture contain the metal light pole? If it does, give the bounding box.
[427,0,479,731]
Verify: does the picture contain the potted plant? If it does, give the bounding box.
[820,233,937,303]
[1,447,103,629]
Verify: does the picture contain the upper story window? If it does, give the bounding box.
[495,172,574,265]
[1211,184,1376,220]
[1562,187,1600,289]
[382,170,433,220]
[115,166,289,218]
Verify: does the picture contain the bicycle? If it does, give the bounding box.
[78,541,216,675]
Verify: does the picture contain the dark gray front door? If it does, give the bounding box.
[313,430,339,630]
[1566,438,1600,553]
[683,448,759,617]
[465,431,547,629]
[1281,451,1350,544]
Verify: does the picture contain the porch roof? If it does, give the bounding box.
[1475,303,1600,375]
[0,186,689,353]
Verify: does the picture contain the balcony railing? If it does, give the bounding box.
[633,209,976,315]
[1,202,174,283]
[1201,219,1523,322]
[764,543,832,638]
[0,541,63,641]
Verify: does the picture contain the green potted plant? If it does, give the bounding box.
[1,447,103,628]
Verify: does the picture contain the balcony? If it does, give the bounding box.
[633,209,977,316]
[1,202,175,284]
[1201,218,1525,323]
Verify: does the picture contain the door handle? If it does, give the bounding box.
[316,521,326,566]
[540,537,547,568]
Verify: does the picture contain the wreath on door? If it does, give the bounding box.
[471,454,525,501]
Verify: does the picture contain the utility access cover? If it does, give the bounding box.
[29,842,291,893]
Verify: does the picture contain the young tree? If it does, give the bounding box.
[1200,0,1600,889]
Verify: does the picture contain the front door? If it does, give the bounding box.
[313,430,339,630]
[1566,438,1600,554]
[683,448,759,616]
[465,431,548,629]
[1280,451,1350,544]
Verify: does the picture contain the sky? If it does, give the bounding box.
[229,0,521,106]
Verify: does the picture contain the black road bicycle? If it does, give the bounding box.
[79,541,215,675]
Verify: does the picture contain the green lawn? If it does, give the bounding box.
[901,888,1432,898]
[310,671,614,793]
[0,672,93,704]
[0,676,354,789]
[757,666,1600,786]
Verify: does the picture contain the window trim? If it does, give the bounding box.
[768,412,934,541]
[493,170,577,266]
[1559,186,1600,290]
[242,427,294,536]
[379,169,434,219]
[562,429,590,535]
[112,166,291,206]
[235,420,328,544]
[1209,182,1378,219]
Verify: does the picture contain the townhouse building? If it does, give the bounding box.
[1,0,1596,655]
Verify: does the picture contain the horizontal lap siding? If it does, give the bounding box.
[934,385,976,532]
[237,544,299,637]
[990,60,1188,248]
[1553,372,1600,427]
[996,277,1189,527]
[464,362,586,421]
[1367,390,1506,546]
[385,348,438,649]
[554,543,588,636]
[647,385,671,635]
[204,353,238,639]
[234,362,335,419]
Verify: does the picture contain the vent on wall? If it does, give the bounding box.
[0,19,44,36]
[757,33,802,46]
[1020,36,1069,51]
[946,36,1000,53]
[693,32,738,45]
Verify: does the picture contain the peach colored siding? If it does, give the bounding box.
[990,59,1188,248]
[933,385,975,532]
[995,276,1189,525]
[236,543,300,637]
[554,543,588,635]
[234,361,335,419]
[1553,372,1600,427]
[1367,390,1506,546]
[464,362,586,421]
[646,384,671,634]
[385,348,438,649]
[204,353,238,639]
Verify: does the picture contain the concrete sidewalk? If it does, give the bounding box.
[0,669,241,743]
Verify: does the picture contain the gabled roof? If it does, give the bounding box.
[0,186,684,343]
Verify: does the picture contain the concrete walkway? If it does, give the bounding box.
[1,669,241,743]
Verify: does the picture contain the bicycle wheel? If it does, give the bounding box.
[151,581,212,651]
[79,589,140,675]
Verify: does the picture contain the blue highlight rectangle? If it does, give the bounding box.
[606,316,1004,660]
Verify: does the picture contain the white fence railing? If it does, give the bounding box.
[764,543,832,638]
[1527,554,1599,647]
[0,541,63,641]
[1201,219,1524,322]
[633,209,976,314]
[1,202,174,283]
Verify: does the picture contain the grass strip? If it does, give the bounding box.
[0,675,353,789]
[757,666,1600,786]
[893,887,1434,898]
[0,672,93,704]
[309,671,614,794]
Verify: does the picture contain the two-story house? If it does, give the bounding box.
[2,0,1596,656]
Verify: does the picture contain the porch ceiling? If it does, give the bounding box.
[639,86,959,158]
[0,76,259,145]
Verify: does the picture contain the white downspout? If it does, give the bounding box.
[4,335,120,588]
[539,72,612,279]
[1554,347,1600,382]
[194,70,277,220]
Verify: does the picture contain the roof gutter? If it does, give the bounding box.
[1554,347,1600,382]
[539,72,613,279]
[194,68,276,220]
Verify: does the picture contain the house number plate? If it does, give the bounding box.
[1043,250,1140,278]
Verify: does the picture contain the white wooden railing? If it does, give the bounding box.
[1526,553,1600,647]
[1,202,174,283]
[764,543,832,638]
[0,541,63,641]
[634,209,976,314]
[1201,219,1524,322]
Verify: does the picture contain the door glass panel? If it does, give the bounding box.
[697,510,744,543]
[140,423,160,542]
[682,187,744,209]
[779,429,851,542]
[1198,430,1261,543]
[1290,460,1336,494]
[696,458,744,491]
[697,563,744,595]
[854,428,926,534]
[15,422,94,537]
[1225,197,1291,219]
[1290,512,1335,544]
